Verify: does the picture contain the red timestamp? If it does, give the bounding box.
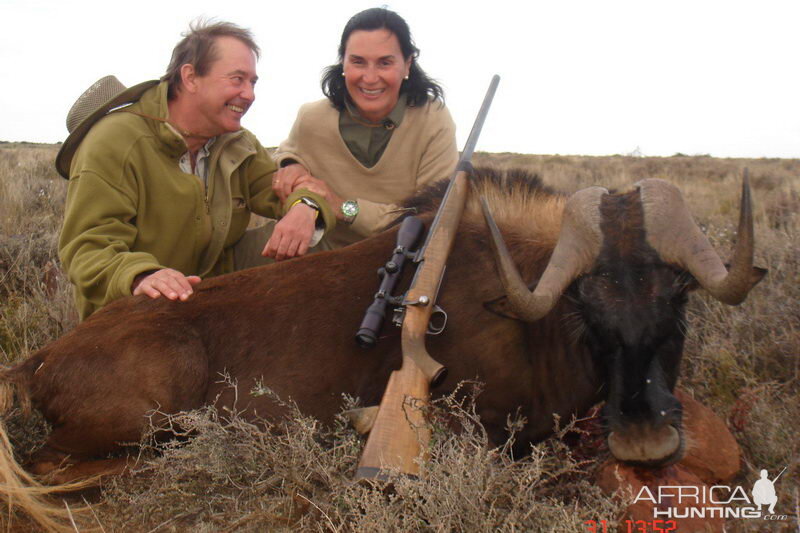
[584,519,678,533]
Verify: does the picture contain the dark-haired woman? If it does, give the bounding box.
[271,7,458,250]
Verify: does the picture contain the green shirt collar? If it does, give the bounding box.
[343,96,407,128]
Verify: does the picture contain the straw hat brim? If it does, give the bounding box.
[56,80,160,179]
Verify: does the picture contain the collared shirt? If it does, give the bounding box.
[339,97,407,168]
[178,135,324,246]
[179,137,217,183]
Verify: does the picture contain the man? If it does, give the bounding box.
[752,469,779,515]
[56,21,334,320]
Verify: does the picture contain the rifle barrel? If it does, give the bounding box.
[416,74,500,259]
[460,74,501,164]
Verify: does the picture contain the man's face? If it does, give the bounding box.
[192,36,258,136]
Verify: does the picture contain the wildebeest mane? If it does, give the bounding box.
[389,166,565,242]
[401,166,557,215]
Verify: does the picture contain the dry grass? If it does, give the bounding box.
[1,143,798,531]
[0,143,77,364]
[89,384,625,532]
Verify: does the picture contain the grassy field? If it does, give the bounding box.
[1,142,798,531]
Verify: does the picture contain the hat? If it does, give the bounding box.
[55,76,159,179]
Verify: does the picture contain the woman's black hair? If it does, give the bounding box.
[321,7,444,110]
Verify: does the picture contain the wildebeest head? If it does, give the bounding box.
[481,176,765,467]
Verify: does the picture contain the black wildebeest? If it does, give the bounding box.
[0,167,764,530]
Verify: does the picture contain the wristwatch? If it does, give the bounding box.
[341,199,359,225]
[297,196,320,212]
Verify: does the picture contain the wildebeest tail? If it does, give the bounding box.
[0,362,33,416]
[0,363,89,532]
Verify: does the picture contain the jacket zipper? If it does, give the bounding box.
[205,134,238,214]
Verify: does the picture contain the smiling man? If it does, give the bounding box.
[56,21,334,320]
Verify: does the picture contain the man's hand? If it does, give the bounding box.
[132,269,201,300]
[273,163,312,203]
[262,203,317,261]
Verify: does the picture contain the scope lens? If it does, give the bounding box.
[355,332,376,348]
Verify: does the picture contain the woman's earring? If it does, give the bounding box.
[404,75,409,80]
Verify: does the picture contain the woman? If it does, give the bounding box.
[272,7,458,250]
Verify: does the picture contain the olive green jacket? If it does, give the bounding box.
[60,81,334,319]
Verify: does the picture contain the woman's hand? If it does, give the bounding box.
[274,163,345,219]
[273,164,311,203]
[293,175,345,220]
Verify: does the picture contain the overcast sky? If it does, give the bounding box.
[2,0,798,158]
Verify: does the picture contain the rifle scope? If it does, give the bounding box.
[356,216,425,348]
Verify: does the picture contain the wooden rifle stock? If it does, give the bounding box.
[355,170,470,479]
[356,76,500,480]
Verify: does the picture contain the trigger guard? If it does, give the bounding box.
[426,305,447,335]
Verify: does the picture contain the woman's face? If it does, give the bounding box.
[342,29,411,123]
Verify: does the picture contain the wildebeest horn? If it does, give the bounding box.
[480,187,607,322]
[637,175,757,305]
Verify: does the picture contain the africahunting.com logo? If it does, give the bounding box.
[633,467,789,521]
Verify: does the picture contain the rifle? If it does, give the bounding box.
[771,466,787,483]
[355,75,501,480]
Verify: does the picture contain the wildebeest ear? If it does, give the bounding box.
[483,294,526,320]
[749,266,768,286]
[681,272,701,293]
[483,278,540,320]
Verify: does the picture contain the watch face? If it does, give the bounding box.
[342,200,359,217]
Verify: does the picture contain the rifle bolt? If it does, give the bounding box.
[418,295,430,305]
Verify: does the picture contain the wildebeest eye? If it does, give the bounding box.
[671,290,689,308]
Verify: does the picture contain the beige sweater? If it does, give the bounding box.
[275,98,458,248]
